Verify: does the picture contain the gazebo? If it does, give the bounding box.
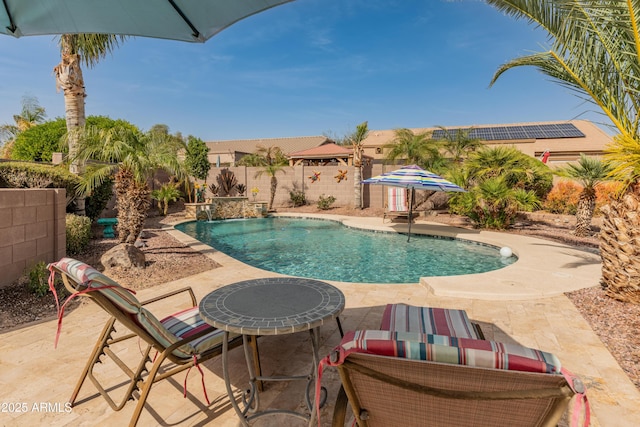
[287,142,372,167]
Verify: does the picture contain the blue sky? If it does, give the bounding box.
[0,0,612,141]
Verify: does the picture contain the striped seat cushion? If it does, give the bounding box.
[380,303,480,339]
[387,188,408,212]
[161,307,233,357]
[340,330,562,374]
[51,257,141,313]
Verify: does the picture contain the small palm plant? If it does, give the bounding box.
[554,154,613,237]
[151,182,182,216]
[237,145,288,211]
[450,176,539,230]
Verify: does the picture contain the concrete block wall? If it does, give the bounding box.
[0,189,66,288]
[200,164,394,209]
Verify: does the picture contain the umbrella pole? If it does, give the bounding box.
[407,188,414,242]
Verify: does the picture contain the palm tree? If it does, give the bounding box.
[464,146,554,200]
[435,126,482,165]
[384,128,444,171]
[55,34,125,214]
[73,126,186,243]
[0,95,47,158]
[238,145,288,211]
[151,182,182,216]
[555,154,613,237]
[452,176,539,230]
[347,121,369,209]
[486,1,640,303]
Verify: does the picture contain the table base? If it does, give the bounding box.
[222,330,327,427]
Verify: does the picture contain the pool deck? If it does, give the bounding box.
[1,214,638,426]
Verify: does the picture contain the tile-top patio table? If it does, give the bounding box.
[199,277,345,426]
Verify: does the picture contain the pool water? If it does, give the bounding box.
[175,217,516,283]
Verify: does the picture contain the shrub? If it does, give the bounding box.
[543,181,581,215]
[0,162,80,197]
[290,188,306,207]
[26,261,49,297]
[151,182,181,215]
[66,213,92,255]
[216,168,237,196]
[85,177,114,221]
[317,194,336,210]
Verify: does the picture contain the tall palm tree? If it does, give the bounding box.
[384,128,444,171]
[238,145,288,211]
[486,0,640,303]
[555,154,613,237]
[347,121,369,209]
[55,34,125,213]
[73,126,186,244]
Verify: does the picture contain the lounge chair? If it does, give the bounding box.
[380,303,484,339]
[328,330,589,427]
[48,257,258,427]
[383,188,415,223]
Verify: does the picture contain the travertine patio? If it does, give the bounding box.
[1,215,638,426]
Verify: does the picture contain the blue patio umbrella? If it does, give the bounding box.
[362,164,466,241]
[1,0,294,42]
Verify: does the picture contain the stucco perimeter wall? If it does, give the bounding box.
[202,164,393,208]
[0,189,66,288]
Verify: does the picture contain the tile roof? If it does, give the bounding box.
[289,142,352,158]
[205,135,332,155]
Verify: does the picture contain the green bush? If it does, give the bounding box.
[66,213,92,255]
[26,261,50,297]
[289,189,306,206]
[317,194,336,210]
[85,177,114,221]
[0,162,80,195]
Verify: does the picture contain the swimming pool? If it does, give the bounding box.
[175,217,516,283]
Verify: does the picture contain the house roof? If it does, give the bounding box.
[289,142,353,158]
[205,135,332,156]
[362,120,612,160]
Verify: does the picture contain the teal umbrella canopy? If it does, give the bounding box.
[362,165,465,241]
[1,0,294,42]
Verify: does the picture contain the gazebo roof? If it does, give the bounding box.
[289,142,364,159]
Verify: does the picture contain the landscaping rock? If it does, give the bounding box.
[101,243,146,269]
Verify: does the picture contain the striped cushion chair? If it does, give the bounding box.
[383,188,415,223]
[48,257,255,427]
[326,330,589,427]
[380,303,485,339]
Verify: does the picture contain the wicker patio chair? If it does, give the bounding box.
[48,257,259,427]
[328,330,589,427]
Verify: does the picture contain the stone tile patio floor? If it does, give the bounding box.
[1,215,638,426]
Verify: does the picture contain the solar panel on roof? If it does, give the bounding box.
[430,123,585,141]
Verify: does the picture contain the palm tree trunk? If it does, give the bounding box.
[269,176,277,211]
[574,190,596,237]
[55,35,87,215]
[354,166,362,209]
[353,146,363,209]
[115,169,150,244]
[599,183,640,304]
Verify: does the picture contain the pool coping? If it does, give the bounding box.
[167,213,602,301]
